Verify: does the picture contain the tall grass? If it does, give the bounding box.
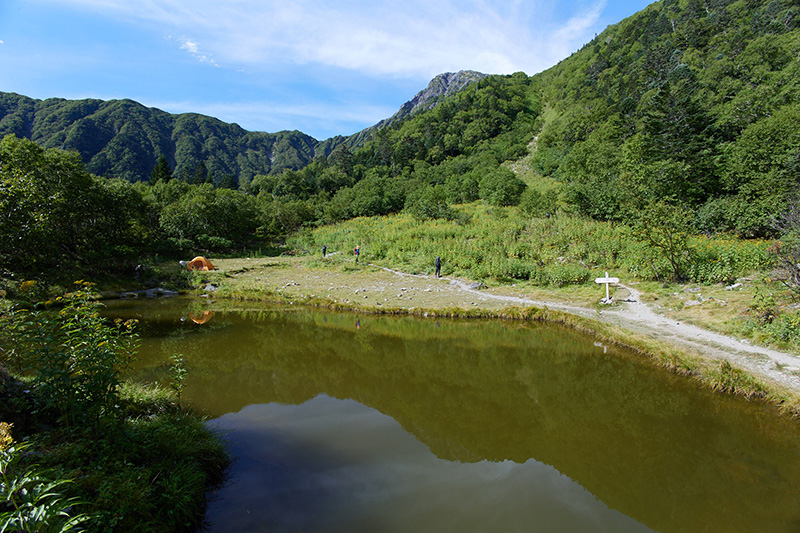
[292,204,773,285]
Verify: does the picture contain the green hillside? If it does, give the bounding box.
[529,0,800,237]
[0,93,323,184]
[1,0,799,280]
[316,0,799,238]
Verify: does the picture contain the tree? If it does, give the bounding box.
[479,167,526,207]
[0,135,120,274]
[405,185,454,220]
[632,79,718,206]
[631,202,695,282]
[218,173,239,190]
[159,184,259,251]
[150,154,172,185]
[772,198,800,297]
[190,162,209,185]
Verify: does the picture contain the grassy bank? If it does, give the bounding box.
[0,287,229,532]
[291,206,773,286]
[1,382,228,532]
[288,206,800,353]
[181,256,800,419]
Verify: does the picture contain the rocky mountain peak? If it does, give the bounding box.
[377,70,486,129]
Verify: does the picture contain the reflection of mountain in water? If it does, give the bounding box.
[205,395,649,533]
[115,299,800,532]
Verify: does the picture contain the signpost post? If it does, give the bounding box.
[595,271,620,304]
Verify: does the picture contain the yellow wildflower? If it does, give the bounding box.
[0,422,13,451]
[19,280,36,292]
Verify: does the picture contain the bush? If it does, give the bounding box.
[518,188,558,217]
[540,264,592,287]
[0,293,230,532]
[479,167,527,206]
[405,185,455,220]
[2,284,137,428]
[686,237,772,284]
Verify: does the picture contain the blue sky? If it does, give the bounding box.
[0,0,653,141]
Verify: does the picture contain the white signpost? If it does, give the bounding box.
[595,271,619,304]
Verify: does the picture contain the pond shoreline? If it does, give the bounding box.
[177,255,800,417]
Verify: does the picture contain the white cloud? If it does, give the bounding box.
[49,0,607,78]
[179,39,198,54]
[178,36,219,66]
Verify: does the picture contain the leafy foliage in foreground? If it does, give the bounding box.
[0,290,229,531]
[1,428,91,533]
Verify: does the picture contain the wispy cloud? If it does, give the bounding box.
[50,0,607,78]
[178,37,219,67]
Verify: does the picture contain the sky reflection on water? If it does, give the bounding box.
[109,298,800,532]
[205,395,650,533]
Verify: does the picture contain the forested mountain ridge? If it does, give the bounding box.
[0,70,485,186]
[342,70,488,147]
[0,92,322,184]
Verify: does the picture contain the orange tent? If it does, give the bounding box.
[186,256,215,271]
[189,310,214,324]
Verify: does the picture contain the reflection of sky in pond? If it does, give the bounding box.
[206,395,650,532]
[111,299,800,531]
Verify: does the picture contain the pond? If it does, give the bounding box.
[106,297,800,532]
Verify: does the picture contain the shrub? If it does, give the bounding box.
[1,284,137,428]
[542,264,592,287]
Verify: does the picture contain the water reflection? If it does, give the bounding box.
[188,310,214,324]
[106,298,800,532]
[206,396,649,532]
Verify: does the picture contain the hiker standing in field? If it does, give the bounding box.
[354,245,360,263]
[435,256,441,278]
[322,244,327,257]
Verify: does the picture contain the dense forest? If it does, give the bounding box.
[1,0,799,280]
[0,92,325,183]
[0,71,484,187]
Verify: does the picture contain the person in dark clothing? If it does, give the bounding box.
[435,256,441,278]
[322,244,327,257]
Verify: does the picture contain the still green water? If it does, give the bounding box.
[106,297,800,532]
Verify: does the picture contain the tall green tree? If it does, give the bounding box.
[0,135,140,274]
[631,201,695,282]
[149,154,172,185]
[190,162,209,185]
